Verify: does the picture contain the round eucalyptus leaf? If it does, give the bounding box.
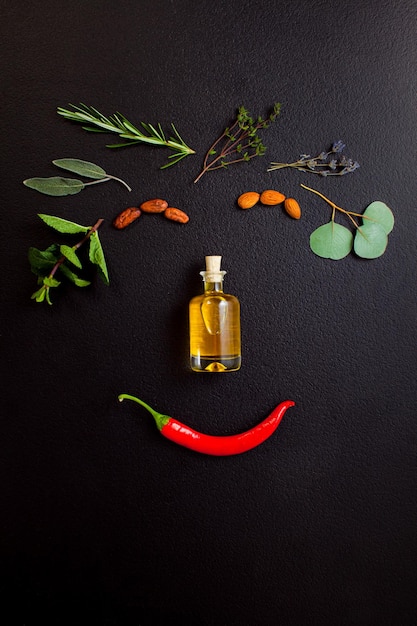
[362,201,394,234]
[354,222,388,258]
[310,222,353,260]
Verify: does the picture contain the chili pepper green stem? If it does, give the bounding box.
[118,394,170,430]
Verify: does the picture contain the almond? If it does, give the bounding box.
[140,198,168,213]
[237,191,260,209]
[284,197,301,219]
[260,189,286,206]
[164,207,189,224]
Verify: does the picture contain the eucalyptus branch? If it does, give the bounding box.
[57,104,195,169]
[194,103,281,183]
[301,184,364,226]
[301,184,395,260]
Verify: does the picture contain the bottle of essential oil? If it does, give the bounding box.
[189,256,241,372]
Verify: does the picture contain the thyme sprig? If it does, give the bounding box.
[57,104,195,169]
[194,103,281,183]
[268,140,359,176]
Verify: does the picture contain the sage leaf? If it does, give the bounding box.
[24,177,84,196]
[38,214,89,234]
[354,222,388,259]
[60,244,82,269]
[89,232,109,285]
[52,158,107,180]
[60,264,91,287]
[362,201,394,234]
[310,222,353,260]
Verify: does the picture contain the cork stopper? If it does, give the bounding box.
[201,255,226,282]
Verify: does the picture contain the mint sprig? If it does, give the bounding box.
[29,215,108,305]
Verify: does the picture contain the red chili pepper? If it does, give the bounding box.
[118,394,295,456]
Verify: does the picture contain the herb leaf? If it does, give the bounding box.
[38,214,90,234]
[24,177,84,196]
[310,223,353,260]
[354,222,388,259]
[52,158,107,179]
[362,201,394,234]
[60,244,82,268]
[28,244,60,276]
[60,264,91,287]
[89,231,109,285]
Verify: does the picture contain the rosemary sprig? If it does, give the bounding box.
[57,104,195,169]
[194,103,281,183]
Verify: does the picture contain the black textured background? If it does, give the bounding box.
[2,1,417,625]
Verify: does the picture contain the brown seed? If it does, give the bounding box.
[260,189,286,206]
[140,198,168,213]
[284,197,301,219]
[237,191,260,209]
[113,207,141,229]
[164,207,189,224]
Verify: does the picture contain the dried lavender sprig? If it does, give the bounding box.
[268,141,359,176]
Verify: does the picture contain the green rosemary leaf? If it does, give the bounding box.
[24,177,84,196]
[160,152,188,169]
[106,141,141,148]
[82,126,107,133]
[118,116,141,135]
[52,158,107,180]
[38,214,90,235]
[60,244,82,269]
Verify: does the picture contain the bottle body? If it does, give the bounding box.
[189,281,241,372]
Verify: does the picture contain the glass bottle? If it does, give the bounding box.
[189,256,241,372]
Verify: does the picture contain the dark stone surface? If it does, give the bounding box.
[2,1,416,624]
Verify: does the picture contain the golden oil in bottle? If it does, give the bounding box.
[189,256,241,372]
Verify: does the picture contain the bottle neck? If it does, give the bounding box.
[203,280,224,293]
[200,270,226,293]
